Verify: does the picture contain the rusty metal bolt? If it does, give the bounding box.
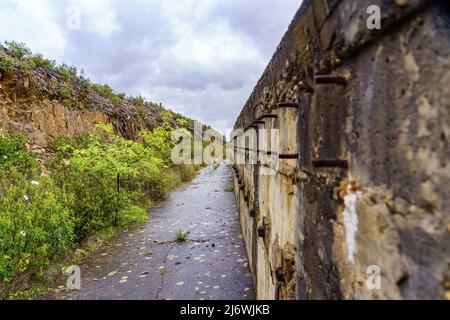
[275,267,285,283]
[257,225,266,238]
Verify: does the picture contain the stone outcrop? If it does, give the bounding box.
[231,0,450,300]
[0,52,184,153]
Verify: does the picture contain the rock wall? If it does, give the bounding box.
[231,0,450,300]
[0,55,178,153]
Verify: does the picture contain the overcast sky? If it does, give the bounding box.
[0,0,302,133]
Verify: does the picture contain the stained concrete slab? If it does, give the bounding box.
[52,164,254,300]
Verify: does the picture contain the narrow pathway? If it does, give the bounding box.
[53,163,254,300]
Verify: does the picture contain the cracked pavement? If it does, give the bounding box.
[51,163,254,300]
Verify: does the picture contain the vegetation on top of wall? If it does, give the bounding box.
[0,41,199,129]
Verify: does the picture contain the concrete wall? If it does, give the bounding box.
[231,0,450,300]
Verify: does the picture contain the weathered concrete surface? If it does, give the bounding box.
[232,0,450,300]
[51,164,254,300]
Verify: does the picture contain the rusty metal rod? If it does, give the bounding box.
[244,125,258,131]
[312,159,348,169]
[277,102,299,108]
[252,120,266,125]
[314,75,347,86]
[259,114,278,120]
[279,153,299,159]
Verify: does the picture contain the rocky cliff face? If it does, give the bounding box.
[0,50,179,154]
[232,0,450,300]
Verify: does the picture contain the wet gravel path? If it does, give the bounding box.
[53,163,254,300]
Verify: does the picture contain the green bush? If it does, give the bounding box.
[0,173,74,284]
[0,132,74,296]
[0,56,15,73]
[58,85,71,99]
[0,132,37,174]
[0,119,200,297]
[90,83,124,105]
[3,41,32,60]
[176,164,199,183]
[47,125,167,240]
[55,63,77,80]
[28,54,56,70]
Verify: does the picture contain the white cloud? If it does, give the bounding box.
[72,0,120,37]
[0,0,66,60]
[141,82,255,134]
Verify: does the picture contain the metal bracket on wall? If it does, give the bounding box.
[244,125,258,131]
[277,102,299,109]
[279,153,299,159]
[258,114,278,120]
[314,74,347,86]
[252,120,266,125]
[312,159,348,169]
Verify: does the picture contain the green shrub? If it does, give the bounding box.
[47,127,164,240]
[0,173,74,285]
[177,164,198,182]
[136,95,145,106]
[0,118,201,297]
[0,132,37,174]
[55,63,77,80]
[28,54,56,70]
[0,133,74,296]
[119,205,148,227]
[90,83,124,105]
[51,133,94,154]
[58,85,71,99]
[0,56,15,73]
[110,95,122,105]
[3,41,32,60]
